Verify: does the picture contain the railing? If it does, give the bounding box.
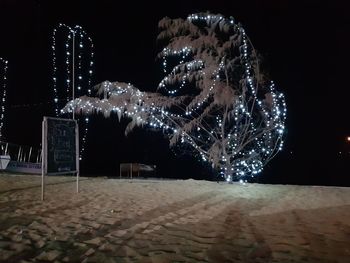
[0,141,42,163]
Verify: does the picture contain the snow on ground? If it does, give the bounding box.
[0,173,349,262]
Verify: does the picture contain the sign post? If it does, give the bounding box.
[41,117,79,201]
[75,120,79,193]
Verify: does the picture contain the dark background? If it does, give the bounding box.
[0,0,349,185]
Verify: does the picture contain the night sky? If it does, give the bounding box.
[0,0,349,185]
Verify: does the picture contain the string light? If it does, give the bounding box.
[0,58,8,141]
[51,24,94,160]
[63,13,286,181]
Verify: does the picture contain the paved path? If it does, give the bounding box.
[0,174,349,262]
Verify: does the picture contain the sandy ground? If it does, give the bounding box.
[0,174,350,263]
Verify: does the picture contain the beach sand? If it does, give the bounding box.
[0,173,349,262]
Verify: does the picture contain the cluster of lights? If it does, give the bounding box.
[62,13,286,181]
[162,47,192,74]
[51,24,94,160]
[0,58,8,140]
[187,14,231,24]
[158,59,204,95]
[224,26,286,178]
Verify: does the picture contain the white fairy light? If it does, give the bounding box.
[51,24,95,160]
[0,58,8,140]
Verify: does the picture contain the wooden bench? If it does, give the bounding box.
[119,163,156,178]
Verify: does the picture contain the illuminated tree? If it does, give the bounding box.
[63,13,286,181]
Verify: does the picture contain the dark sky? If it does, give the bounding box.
[0,0,349,185]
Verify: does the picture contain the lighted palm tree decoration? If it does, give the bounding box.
[63,13,286,181]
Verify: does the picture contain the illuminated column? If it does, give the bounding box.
[51,24,94,160]
[0,58,8,141]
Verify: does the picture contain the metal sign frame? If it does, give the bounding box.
[41,116,79,200]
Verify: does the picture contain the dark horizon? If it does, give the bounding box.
[0,0,349,186]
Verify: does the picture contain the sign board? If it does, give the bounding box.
[44,117,77,174]
[41,117,79,200]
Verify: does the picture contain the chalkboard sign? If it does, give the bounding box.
[42,117,78,175]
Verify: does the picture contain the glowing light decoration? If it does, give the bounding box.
[0,58,8,140]
[63,13,286,181]
[51,24,94,160]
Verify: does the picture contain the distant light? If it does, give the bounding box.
[347,136,350,142]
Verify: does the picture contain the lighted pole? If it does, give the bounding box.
[51,24,94,160]
[72,30,75,120]
[0,58,8,141]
